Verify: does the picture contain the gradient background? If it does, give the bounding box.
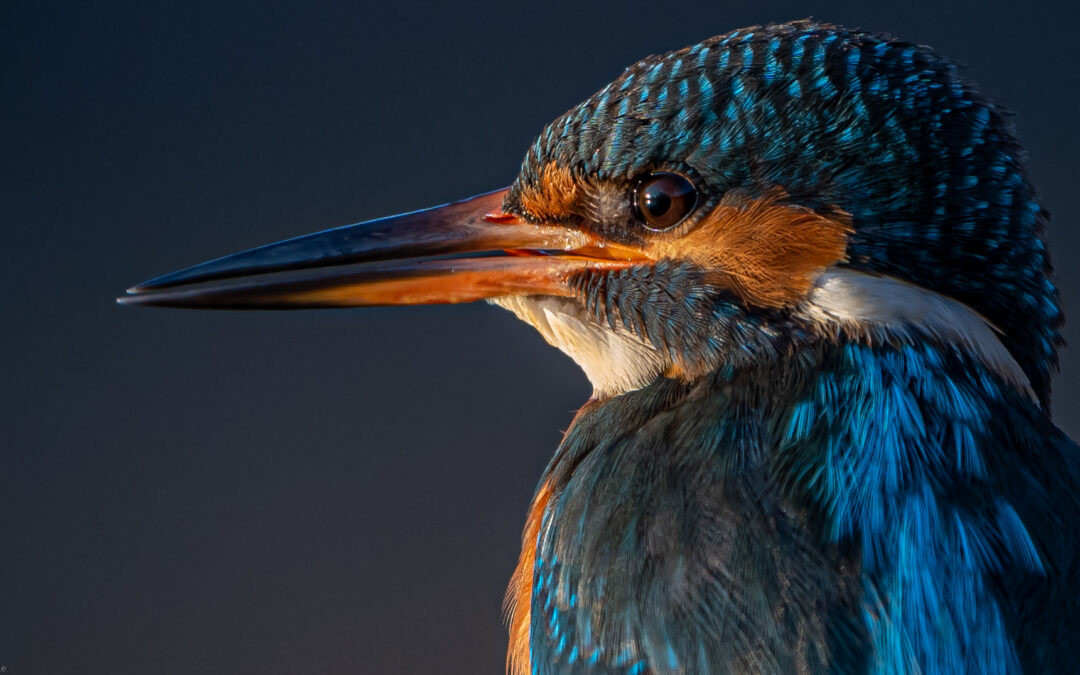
[5,1,1079,673]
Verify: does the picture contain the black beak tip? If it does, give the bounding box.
[116,291,150,307]
[114,288,208,309]
[119,261,223,303]
[117,279,160,305]
[126,266,203,293]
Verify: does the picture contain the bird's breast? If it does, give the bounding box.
[510,374,868,675]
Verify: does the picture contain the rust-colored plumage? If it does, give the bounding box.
[518,163,581,223]
[505,477,555,675]
[648,191,852,309]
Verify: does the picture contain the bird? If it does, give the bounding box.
[119,20,1080,675]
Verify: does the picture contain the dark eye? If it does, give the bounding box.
[634,172,697,231]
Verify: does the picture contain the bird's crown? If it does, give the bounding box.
[506,20,1061,402]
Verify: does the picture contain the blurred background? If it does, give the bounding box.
[4,1,1079,673]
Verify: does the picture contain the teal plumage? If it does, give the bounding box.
[121,19,1080,675]
[505,21,1078,674]
[528,340,1079,673]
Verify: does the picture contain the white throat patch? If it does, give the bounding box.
[490,296,670,398]
[491,268,1033,402]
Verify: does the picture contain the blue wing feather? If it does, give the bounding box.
[526,340,1079,674]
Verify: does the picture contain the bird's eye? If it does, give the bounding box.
[634,172,697,231]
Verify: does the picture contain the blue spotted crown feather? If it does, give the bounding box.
[508,20,1061,406]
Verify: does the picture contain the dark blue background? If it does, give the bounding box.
[5,1,1078,673]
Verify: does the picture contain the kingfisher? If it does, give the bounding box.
[120,20,1079,674]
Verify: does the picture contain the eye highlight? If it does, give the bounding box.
[634,172,697,231]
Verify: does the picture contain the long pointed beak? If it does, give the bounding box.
[118,189,645,309]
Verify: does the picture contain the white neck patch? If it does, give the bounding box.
[491,268,1033,402]
[800,269,1034,400]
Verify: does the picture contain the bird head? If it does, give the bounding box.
[120,21,1061,404]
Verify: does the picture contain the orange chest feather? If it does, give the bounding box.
[505,478,554,675]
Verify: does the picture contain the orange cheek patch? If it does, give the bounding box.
[650,193,852,308]
[518,162,580,221]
